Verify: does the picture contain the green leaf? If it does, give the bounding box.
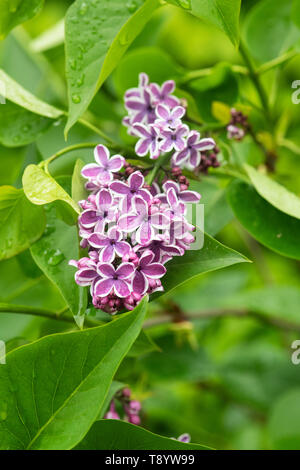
[154,231,249,298]
[0,101,52,147]
[23,164,80,216]
[0,70,63,119]
[0,186,45,261]
[167,0,241,46]
[244,0,300,62]
[0,0,44,39]
[65,0,160,135]
[227,179,300,260]
[244,164,300,220]
[0,298,148,450]
[71,159,88,204]
[75,419,210,450]
[97,381,125,420]
[29,205,84,318]
[269,389,300,449]
[292,0,300,29]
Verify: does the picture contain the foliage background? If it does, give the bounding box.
[1,0,300,450]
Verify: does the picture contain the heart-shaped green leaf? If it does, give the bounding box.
[0,297,148,450]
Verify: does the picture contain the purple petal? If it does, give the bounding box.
[107,226,122,241]
[133,270,148,296]
[75,268,98,286]
[163,180,179,194]
[174,148,189,165]
[79,210,98,228]
[81,164,101,179]
[114,279,131,298]
[97,263,115,278]
[136,221,154,245]
[107,155,124,172]
[194,138,215,150]
[161,80,175,95]
[115,240,131,257]
[171,106,185,120]
[139,250,155,267]
[132,195,148,217]
[135,138,151,156]
[167,187,178,208]
[156,103,170,120]
[179,190,201,203]
[187,131,199,145]
[118,214,141,232]
[94,278,114,297]
[125,99,144,111]
[129,171,144,190]
[143,263,166,279]
[150,212,170,228]
[133,123,150,138]
[100,244,115,263]
[96,188,112,209]
[116,262,135,279]
[110,180,130,195]
[94,145,109,167]
[189,148,200,168]
[88,233,109,248]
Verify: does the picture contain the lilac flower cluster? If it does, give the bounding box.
[104,388,142,426]
[69,143,200,314]
[124,73,216,170]
[226,108,249,141]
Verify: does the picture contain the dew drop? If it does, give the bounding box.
[79,1,88,15]
[177,0,191,9]
[72,93,81,104]
[47,249,65,266]
[126,1,138,13]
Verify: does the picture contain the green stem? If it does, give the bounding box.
[0,303,103,328]
[145,152,172,185]
[257,50,298,75]
[239,40,271,121]
[40,142,97,173]
[179,64,247,84]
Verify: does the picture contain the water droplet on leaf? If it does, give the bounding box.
[72,93,81,104]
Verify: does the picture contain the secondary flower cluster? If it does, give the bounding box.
[123,73,216,170]
[227,108,249,141]
[69,143,200,314]
[104,387,142,425]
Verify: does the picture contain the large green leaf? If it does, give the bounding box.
[244,0,300,62]
[0,298,148,450]
[227,179,300,260]
[75,419,210,450]
[29,205,84,319]
[23,164,80,216]
[65,0,160,135]
[0,0,44,39]
[0,101,52,147]
[154,231,249,298]
[0,186,45,261]
[167,0,241,46]
[244,164,300,220]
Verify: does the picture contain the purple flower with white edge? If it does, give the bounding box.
[88,227,131,263]
[155,104,185,130]
[138,235,183,263]
[160,124,189,152]
[94,262,135,298]
[165,187,186,220]
[79,188,116,233]
[125,88,156,125]
[173,130,215,169]
[118,195,169,245]
[171,434,191,443]
[159,180,201,204]
[133,123,160,159]
[81,145,124,184]
[69,257,99,286]
[149,79,180,107]
[110,171,151,210]
[132,250,166,295]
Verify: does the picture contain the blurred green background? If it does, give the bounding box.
[1,0,300,450]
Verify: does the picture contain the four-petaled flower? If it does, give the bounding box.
[133,123,160,159]
[81,144,124,184]
[125,89,156,124]
[118,195,169,245]
[79,188,116,233]
[160,125,189,152]
[95,263,135,298]
[173,130,215,168]
[155,104,185,130]
[110,171,151,210]
[132,250,166,296]
[88,227,131,263]
[149,79,180,107]
[159,180,201,204]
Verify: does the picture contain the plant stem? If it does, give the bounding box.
[239,40,271,121]
[145,152,172,185]
[0,303,103,328]
[257,50,298,75]
[40,142,97,173]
